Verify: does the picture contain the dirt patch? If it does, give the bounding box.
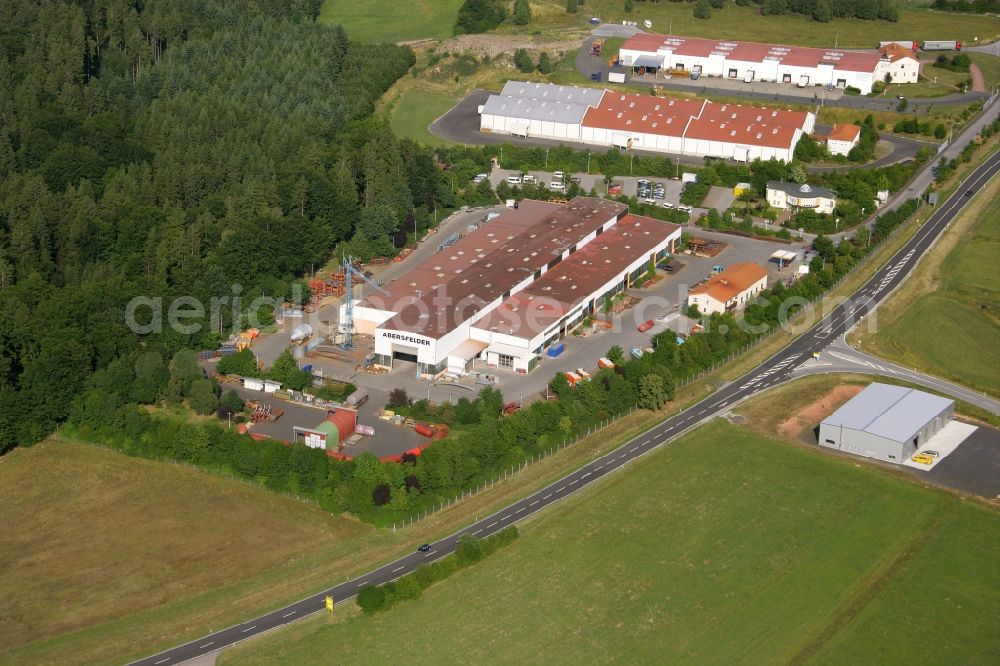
[778,384,864,438]
[435,34,582,59]
[970,63,986,92]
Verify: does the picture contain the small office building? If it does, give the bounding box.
[766,181,837,215]
[819,383,955,463]
[686,262,768,315]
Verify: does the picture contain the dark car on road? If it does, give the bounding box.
[417,544,431,553]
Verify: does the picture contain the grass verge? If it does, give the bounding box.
[218,418,1000,665]
[851,165,1000,398]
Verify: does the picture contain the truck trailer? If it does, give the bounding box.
[921,40,962,51]
[879,40,918,51]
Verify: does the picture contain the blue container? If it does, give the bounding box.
[301,364,313,373]
[547,343,566,358]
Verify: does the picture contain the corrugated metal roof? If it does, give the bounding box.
[481,93,593,125]
[500,80,606,107]
[822,383,953,443]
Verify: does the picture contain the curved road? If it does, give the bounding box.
[129,140,1000,665]
[794,335,1000,415]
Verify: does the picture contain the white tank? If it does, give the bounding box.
[290,323,313,342]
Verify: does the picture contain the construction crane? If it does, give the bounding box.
[340,255,388,350]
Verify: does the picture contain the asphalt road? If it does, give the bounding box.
[794,336,1000,416]
[128,139,1000,666]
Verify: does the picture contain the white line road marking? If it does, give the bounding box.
[530,500,538,506]
[543,494,552,500]
[487,522,497,528]
[501,515,510,520]
[392,566,404,572]
[582,472,591,478]
[557,486,565,492]
[641,440,649,445]
[472,528,482,535]
[569,479,577,485]
[515,507,524,513]
[200,642,214,649]
[424,551,436,557]
[155,659,170,665]
[283,611,296,618]
[242,626,256,633]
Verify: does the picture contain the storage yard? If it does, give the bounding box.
[480,81,815,162]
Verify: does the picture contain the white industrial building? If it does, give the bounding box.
[479,81,605,140]
[620,33,912,95]
[767,181,837,215]
[481,81,814,162]
[342,197,682,376]
[819,383,955,463]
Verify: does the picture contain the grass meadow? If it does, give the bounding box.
[220,419,1000,665]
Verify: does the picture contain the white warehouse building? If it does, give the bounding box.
[480,81,815,162]
[619,33,909,95]
[819,383,955,463]
[341,197,681,376]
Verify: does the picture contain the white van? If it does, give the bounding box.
[550,181,565,191]
[552,171,565,181]
[506,175,522,186]
[522,174,536,184]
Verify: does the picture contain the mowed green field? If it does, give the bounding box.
[221,419,1000,665]
[318,0,463,42]
[0,439,375,665]
[873,185,1000,397]
[386,87,459,146]
[507,2,999,48]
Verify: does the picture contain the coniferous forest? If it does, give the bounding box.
[0,1,448,452]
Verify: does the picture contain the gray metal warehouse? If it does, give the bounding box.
[818,383,954,463]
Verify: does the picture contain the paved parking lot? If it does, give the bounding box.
[905,423,1000,498]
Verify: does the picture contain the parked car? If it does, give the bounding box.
[922,450,940,458]
[550,181,565,191]
[522,174,536,184]
[677,204,693,213]
[570,176,581,184]
[506,175,522,185]
[417,543,432,553]
[553,171,565,180]
[911,453,935,465]
[637,320,654,332]
[644,198,656,204]
[660,201,674,209]
[473,173,488,183]
[608,184,622,195]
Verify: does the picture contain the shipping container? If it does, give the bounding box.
[563,371,582,386]
[356,424,375,437]
[547,342,566,357]
[598,357,616,370]
[414,422,435,438]
[608,72,626,84]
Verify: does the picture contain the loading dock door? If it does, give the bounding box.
[392,346,419,365]
[744,70,754,83]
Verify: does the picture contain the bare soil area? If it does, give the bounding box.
[778,384,864,438]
